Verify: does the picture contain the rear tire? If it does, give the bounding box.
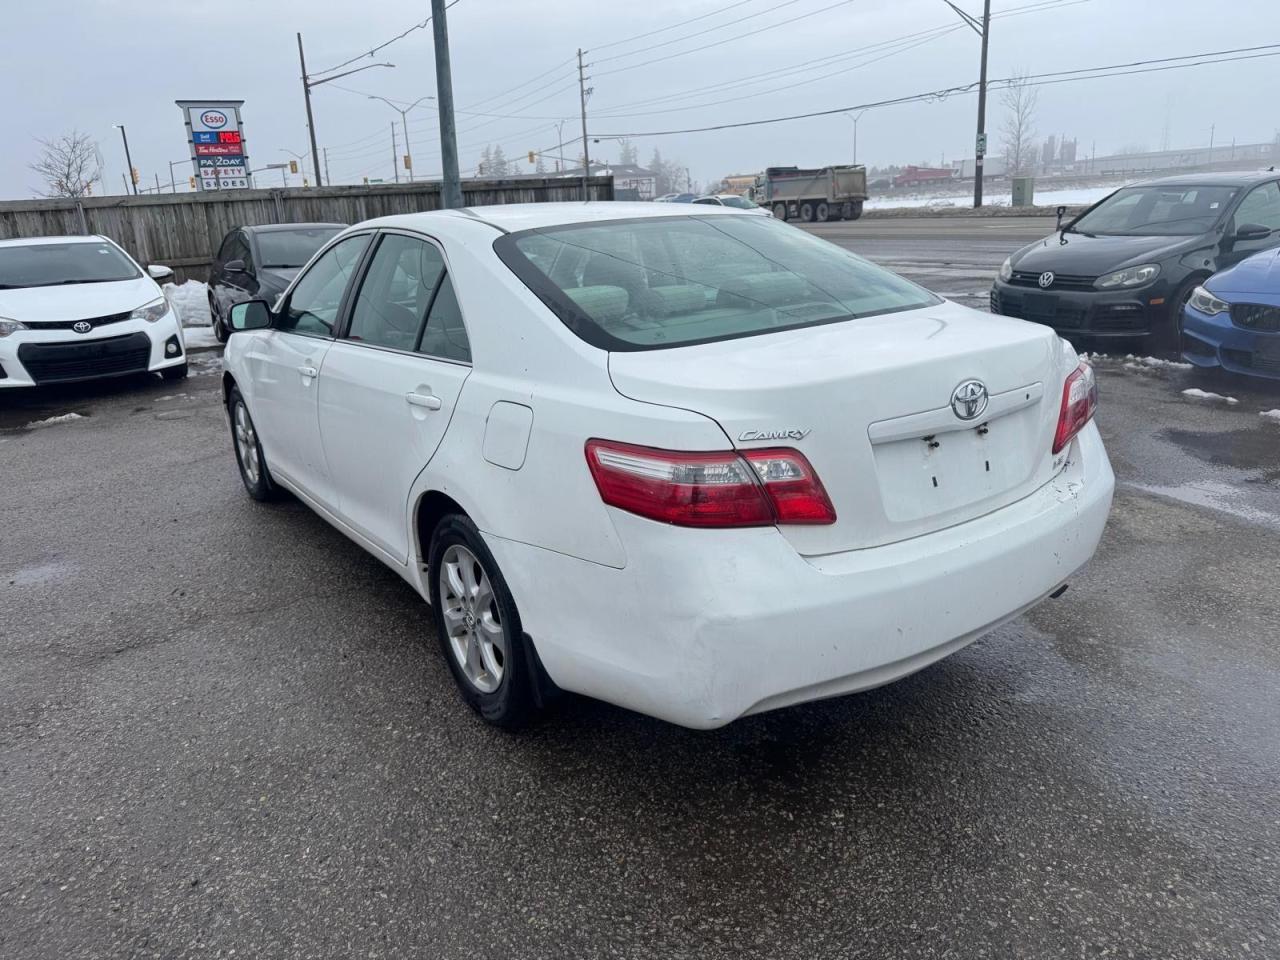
[799,202,816,223]
[228,387,277,502]
[162,362,188,382]
[841,201,854,220]
[772,202,788,221]
[429,514,537,730]
[815,201,831,222]
[846,201,864,221]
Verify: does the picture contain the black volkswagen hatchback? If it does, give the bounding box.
[990,171,1280,351]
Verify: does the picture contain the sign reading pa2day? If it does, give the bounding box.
[176,99,250,192]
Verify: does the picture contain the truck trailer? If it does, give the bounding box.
[751,165,869,222]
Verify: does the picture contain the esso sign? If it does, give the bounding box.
[200,110,228,129]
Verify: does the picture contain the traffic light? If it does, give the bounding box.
[528,150,536,165]
[289,159,299,175]
[189,176,196,190]
[130,167,140,185]
[403,154,412,170]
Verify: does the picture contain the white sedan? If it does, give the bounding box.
[221,202,1113,729]
[0,235,187,387]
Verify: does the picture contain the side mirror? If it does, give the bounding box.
[1055,205,1068,230]
[224,259,247,274]
[228,299,272,333]
[147,264,175,283]
[1233,223,1272,243]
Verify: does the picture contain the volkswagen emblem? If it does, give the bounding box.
[951,379,989,421]
[72,320,93,334]
[1038,271,1055,288]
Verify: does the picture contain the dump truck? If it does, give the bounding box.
[750,165,869,222]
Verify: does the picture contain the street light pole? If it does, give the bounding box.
[113,124,137,195]
[367,95,434,183]
[577,49,591,201]
[430,0,463,208]
[844,110,867,166]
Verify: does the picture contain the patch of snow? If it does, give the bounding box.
[1261,409,1280,423]
[866,184,1118,211]
[27,412,85,427]
[1181,388,1239,405]
[183,326,220,351]
[164,280,212,327]
[1123,354,1192,371]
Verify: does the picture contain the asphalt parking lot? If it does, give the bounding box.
[3,217,1279,959]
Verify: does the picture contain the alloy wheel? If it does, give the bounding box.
[439,543,507,694]
[233,401,261,486]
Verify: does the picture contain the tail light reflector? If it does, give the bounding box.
[1052,361,1098,454]
[585,440,835,528]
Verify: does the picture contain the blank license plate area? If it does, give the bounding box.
[871,407,1042,523]
[1254,337,1280,362]
[1020,291,1057,320]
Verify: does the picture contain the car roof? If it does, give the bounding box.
[242,222,345,234]
[1134,170,1279,188]
[359,201,750,235]
[0,234,113,248]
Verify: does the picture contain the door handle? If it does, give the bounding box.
[406,392,443,410]
[297,365,318,377]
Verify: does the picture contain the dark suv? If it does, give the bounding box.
[990,171,1280,350]
[208,223,343,340]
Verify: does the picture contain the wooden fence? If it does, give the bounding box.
[0,177,614,282]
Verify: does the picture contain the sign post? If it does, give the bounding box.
[176,100,250,192]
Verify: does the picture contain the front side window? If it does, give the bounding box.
[1072,185,1238,236]
[494,215,938,351]
[0,241,140,289]
[280,234,370,336]
[347,234,446,351]
[1233,182,1280,232]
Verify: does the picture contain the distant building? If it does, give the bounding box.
[556,162,657,200]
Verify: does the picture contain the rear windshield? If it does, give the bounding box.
[494,215,939,351]
[257,227,343,268]
[1071,185,1238,236]
[0,241,140,289]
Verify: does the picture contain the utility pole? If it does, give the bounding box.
[392,123,400,184]
[154,172,161,194]
[1208,123,1216,165]
[974,0,991,208]
[431,0,463,208]
[297,34,323,188]
[113,124,137,196]
[323,147,331,186]
[556,120,567,172]
[577,49,591,201]
[168,159,182,193]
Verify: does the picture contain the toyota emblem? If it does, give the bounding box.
[1038,271,1055,288]
[72,320,93,334]
[951,379,989,421]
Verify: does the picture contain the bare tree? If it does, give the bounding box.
[999,71,1039,177]
[30,131,100,197]
[617,138,638,165]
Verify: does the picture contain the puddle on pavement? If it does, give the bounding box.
[1128,479,1280,529]
[1159,427,1280,473]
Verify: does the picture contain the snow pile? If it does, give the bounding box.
[1181,388,1239,405]
[1123,354,1193,372]
[183,326,220,351]
[866,185,1116,211]
[164,281,212,327]
[1261,409,1280,423]
[27,412,84,427]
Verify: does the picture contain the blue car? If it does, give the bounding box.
[1183,247,1280,379]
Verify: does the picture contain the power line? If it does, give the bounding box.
[310,0,462,77]
[588,0,764,52]
[592,0,813,65]
[595,44,1280,138]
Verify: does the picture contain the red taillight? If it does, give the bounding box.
[1052,361,1099,454]
[584,440,836,528]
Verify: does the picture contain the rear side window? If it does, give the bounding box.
[494,215,938,351]
[348,234,446,351]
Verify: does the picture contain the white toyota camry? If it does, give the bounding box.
[0,235,187,387]
[221,202,1113,730]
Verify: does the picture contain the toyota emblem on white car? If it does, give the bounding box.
[1038,271,1055,288]
[72,321,92,334]
[951,379,989,421]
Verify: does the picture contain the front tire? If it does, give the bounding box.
[228,387,277,501]
[161,362,188,382]
[772,202,788,221]
[210,296,228,343]
[1160,278,1200,358]
[429,514,536,729]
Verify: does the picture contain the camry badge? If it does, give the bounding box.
[1038,271,1055,288]
[951,380,989,421]
[738,428,811,442]
[72,320,92,334]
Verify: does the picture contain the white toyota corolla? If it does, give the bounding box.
[221,203,1113,729]
[0,235,187,387]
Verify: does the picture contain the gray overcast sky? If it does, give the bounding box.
[4,0,1277,199]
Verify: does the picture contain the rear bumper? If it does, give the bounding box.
[991,279,1171,337]
[1181,304,1280,380]
[0,312,184,387]
[487,422,1114,729]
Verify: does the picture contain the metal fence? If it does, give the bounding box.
[0,177,614,282]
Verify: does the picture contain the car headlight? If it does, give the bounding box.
[998,257,1013,282]
[1188,285,1230,316]
[1095,263,1160,289]
[0,317,28,337]
[131,297,169,323]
